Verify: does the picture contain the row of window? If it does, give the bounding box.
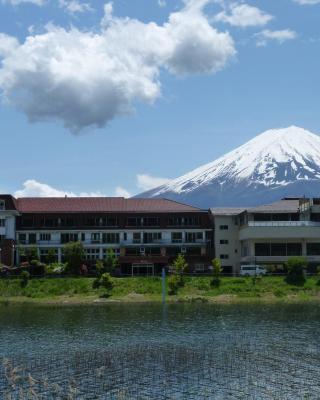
[20,216,203,228]
[254,242,320,257]
[18,231,205,244]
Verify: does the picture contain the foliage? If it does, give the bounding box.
[210,258,223,287]
[20,270,30,288]
[168,275,180,295]
[45,263,67,275]
[64,241,85,274]
[100,273,114,291]
[103,249,119,273]
[20,246,39,262]
[46,248,57,264]
[95,260,105,276]
[285,257,307,285]
[172,254,188,286]
[317,266,320,286]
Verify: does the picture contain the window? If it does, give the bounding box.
[123,233,127,241]
[81,233,86,242]
[127,217,142,227]
[255,243,270,256]
[85,248,100,260]
[186,247,201,256]
[194,263,205,272]
[0,235,5,242]
[287,243,302,256]
[43,217,58,228]
[220,254,229,260]
[219,225,228,230]
[102,233,120,244]
[307,243,320,256]
[61,233,78,244]
[133,232,141,243]
[0,219,5,227]
[171,232,183,243]
[220,239,229,245]
[91,233,101,243]
[21,217,33,227]
[143,217,160,227]
[39,233,51,242]
[145,247,161,255]
[102,248,120,257]
[125,247,140,256]
[186,232,203,243]
[143,232,161,243]
[0,200,5,210]
[18,233,27,244]
[169,217,183,226]
[29,233,37,244]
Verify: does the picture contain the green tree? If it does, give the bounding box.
[104,249,119,273]
[316,266,320,286]
[27,247,39,262]
[64,241,85,275]
[46,248,57,265]
[172,254,188,286]
[20,270,30,288]
[210,258,223,287]
[286,256,307,285]
[168,275,180,295]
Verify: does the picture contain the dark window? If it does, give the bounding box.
[171,232,183,243]
[18,233,27,244]
[102,233,120,244]
[168,217,183,226]
[145,247,161,255]
[61,233,78,244]
[220,239,229,244]
[167,247,181,256]
[143,217,160,227]
[125,247,140,256]
[21,217,33,227]
[255,243,271,256]
[123,233,127,241]
[186,247,201,256]
[307,243,320,255]
[219,225,228,230]
[186,232,203,243]
[127,217,142,227]
[81,233,86,241]
[0,219,5,227]
[287,243,302,256]
[143,232,161,243]
[271,243,286,256]
[220,254,229,260]
[133,232,141,243]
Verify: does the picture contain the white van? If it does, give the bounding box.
[240,265,267,276]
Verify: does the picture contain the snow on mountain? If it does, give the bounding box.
[137,126,320,207]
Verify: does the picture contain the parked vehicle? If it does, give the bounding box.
[240,265,267,276]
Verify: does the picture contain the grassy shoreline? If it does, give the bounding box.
[0,276,320,305]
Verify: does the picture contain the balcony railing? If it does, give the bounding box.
[245,221,320,227]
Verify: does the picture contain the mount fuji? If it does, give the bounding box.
[137,126,320,207]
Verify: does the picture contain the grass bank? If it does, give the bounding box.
[0,276,320,305]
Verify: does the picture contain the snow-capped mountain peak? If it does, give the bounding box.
[138,126,320,207]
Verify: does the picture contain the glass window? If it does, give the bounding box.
[0,219,5,227]
[219,225,228,230]
[171,232,183,243]
[143,232,161,243]
[133,232,141,243]
[307,243,320,256]
[287,243,302,256]
[0,200,5,210]
[220,239,229,244]
[220,254,229,259]
[271,243,286,257]
[40,233,51,241]
[255,243,270,256]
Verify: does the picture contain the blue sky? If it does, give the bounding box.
[0,0,320,197]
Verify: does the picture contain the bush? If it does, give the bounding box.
[45,263,67,275]
[100,273,114,291]
[172,254,188,287]
[20,270,30,288]
[210,258,223,287]
[64,242,85,274]
[168,275,180,295]
[286,257,307,286]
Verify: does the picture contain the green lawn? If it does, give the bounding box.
[0,276,319,304]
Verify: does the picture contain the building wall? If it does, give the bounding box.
[213,215,241,274]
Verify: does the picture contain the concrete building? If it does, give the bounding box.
[0,195,213,275]
[211,197,320,274]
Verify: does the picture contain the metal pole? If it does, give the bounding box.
[162,267,166,304]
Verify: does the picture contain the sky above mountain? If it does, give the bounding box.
[1,0,320,198]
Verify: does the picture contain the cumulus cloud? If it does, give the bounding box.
[293,0,320,4]
[2,0,44,5]
[0,0,236,132]
[255,29,297,46]
[114,186,131,198]
[214,3,273,27]
[14,180,105,197]
[136,174,170,191]
[59,0,93,14]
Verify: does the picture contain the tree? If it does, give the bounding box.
[286,256,307,285]
[46,248,57,265]
[64,241,85,275]
[210,258,223,287]
[168,275,180,295]
[172,254,188,286]
[104,249,119,273]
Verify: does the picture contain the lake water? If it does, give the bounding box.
[0,302,319,399]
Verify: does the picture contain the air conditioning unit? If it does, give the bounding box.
[181,247,186,254]
[140,247,145,254]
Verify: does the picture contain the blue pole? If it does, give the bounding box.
[162,267,166,304]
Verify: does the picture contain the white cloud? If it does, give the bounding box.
[158,0,166,7]
[0,0,235,132]
[293,0,320,4]
[255,29,297,46]
[14,180,105,197]
[136,174,170,191]
[214,3,273,27]
[59,0,93,14]
[2,0,44,5]
[114,186,131,198]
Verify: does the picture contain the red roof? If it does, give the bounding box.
[15,197,202,213]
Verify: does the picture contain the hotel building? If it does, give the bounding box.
[0,195,213,275]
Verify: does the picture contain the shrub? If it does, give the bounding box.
[168,275,180,295]
[20,270,30,288]
[210,258,223,287]
[64,242,85,275]
[172,254,188,287]
[45,263,67,275]
[103,249,119,274]
[100,273,114,291]
[286,257,307,286]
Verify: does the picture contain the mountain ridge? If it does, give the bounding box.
[137,126,320,207]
